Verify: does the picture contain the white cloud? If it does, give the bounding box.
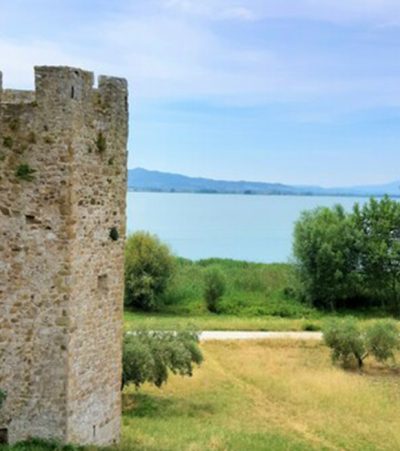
[164,0,257,21]
[1,0,400,110]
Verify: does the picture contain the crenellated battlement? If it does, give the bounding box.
[0,66,128,446]
[0,89,35,104]
[0,66,127,111]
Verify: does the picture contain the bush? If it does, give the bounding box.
[123,330,203,389]
[323,318,400,369]
[203,268,226,313]
[125,232,175,311]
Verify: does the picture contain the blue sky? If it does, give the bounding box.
[1,0,400,186]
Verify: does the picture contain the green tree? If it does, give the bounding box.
[293,205,361,310]
[353,197,400,314]
[125,232,175,311]
[204,268,226,313]
[122,330,203,389]
[323,318,367,368]
[324,318,400,369]
[365,319,400,363]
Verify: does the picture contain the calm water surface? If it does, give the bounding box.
[127,192,367,263]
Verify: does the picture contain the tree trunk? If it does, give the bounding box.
[357,352,368,369]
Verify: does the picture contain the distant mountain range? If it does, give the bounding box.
[128,168,400,197]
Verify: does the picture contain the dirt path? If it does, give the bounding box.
[199,331,322,341]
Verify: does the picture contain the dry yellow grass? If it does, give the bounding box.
[121,340,400,451]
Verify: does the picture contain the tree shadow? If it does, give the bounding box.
[361,362,400,378]
[122,392,215,419]
[339,359,400,379]
[123,393,174,418]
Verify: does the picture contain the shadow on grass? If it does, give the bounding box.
[360,363,400,379]
[334,359,400,379]
[123,393,215,419]
[0,438,84,451]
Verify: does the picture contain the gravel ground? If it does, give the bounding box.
[199,331,323,341]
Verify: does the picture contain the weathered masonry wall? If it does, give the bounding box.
[0,67,128,445]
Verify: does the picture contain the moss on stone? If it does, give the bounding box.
[96,131,106,153]
[15,163,36,181]
[3,136,13,149]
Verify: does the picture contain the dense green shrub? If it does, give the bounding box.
[125,232,175,311]
[123,330,203,389]
[203,268,226,313]
[323,318,400,368]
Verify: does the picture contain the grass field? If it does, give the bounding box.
[124,311,396,333]
[120,340,400,451]
[124,311,318,332]
[3,341,400,451]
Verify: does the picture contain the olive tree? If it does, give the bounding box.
[323,318,367,368]
[324,318,400,369]
[122,330,203,389]
[365,320,400,363]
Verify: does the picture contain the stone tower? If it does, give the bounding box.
[0,67,128,445]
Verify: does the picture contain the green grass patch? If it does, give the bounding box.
[157,258,316,317]
[124,258,392,332]
[124,311,317,332]
[124,311,397,333]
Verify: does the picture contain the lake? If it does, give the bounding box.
[127,192,368,263]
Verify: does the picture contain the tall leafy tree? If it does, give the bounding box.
[353,197,400,314]
[294,197,400,314]
[293,205,361,310]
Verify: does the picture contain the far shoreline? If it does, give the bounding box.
[128,188,400,199]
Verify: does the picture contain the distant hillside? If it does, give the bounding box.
[128,168,400,197]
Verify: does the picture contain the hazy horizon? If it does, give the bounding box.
[129,166,399,189]
[2,1,400,186]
